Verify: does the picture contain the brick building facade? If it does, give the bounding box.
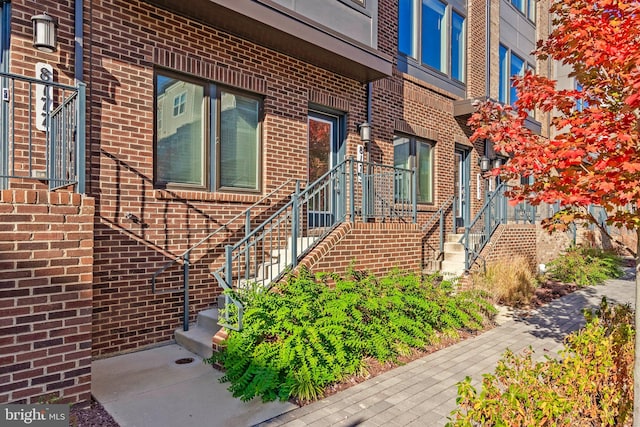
[0,0,555,404]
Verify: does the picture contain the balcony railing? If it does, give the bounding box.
[0,72,86,192]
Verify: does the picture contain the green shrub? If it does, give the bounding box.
[546,246,622,286]
[471,256,538,307]
[447,298,634,427]
[208,267,496,403]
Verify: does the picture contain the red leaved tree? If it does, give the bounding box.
[468,0,640,422]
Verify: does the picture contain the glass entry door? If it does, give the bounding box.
[454,148,470,229]
[307,111,341,227]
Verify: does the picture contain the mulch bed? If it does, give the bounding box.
[70,397,119,427]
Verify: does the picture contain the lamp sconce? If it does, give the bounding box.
[31,13,58,53]
[359,122,371,144]
[478,155,491,174]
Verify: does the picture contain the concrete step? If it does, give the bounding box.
[440,260,466,277]
[174,307,222,360]
[443,251,465,263]
[446,233,464,243]
[443,241,464,253]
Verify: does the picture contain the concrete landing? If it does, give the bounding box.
[92,344,296,427]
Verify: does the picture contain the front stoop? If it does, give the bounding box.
[174,308,221,360]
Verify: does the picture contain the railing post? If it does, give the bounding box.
[349,158,355,223]
[183,251,190,332]
[452,196,457,233]
[439,208,444,254]
[76,83,86,194]
[224,245,233,324]
[291,181,299,268]
[463,228,470,271]
[245,210,251,278]
[411,167,417,224]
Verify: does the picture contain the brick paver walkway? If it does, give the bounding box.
[257,274,635,427]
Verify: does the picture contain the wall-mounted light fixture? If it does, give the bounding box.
[31,13,58,53]
[359,122,371,145]
[478,155,491,174]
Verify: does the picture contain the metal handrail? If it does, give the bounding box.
[421,194,456,259]
[151,178,296,331]
[460,183,508,271]
[214,158,417,330]
[0,71,85,192]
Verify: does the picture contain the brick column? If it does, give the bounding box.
[0,190,94,405]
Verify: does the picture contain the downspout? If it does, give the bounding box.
[75,0,83,83]
[485,0,491,98]
[366,82,372,162]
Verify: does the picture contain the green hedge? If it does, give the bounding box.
[209,268,495,403]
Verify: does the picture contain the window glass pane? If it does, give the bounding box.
[527,0,536,21]
[156,74,204,186]
[451,11,465,82]
[416,141,432,203]
[220,92,259,190]
[398,0,417,58]
[393,136,411,201]
[498,45,508,104]
[421,0,446,72]
[511,0,525,13]
[510,53,524,105]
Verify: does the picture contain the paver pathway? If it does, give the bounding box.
[257,274,635,427]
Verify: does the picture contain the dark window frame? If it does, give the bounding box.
[153,68,263,193]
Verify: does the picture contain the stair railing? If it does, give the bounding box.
[460,183,508,271]
[421,194,456,258]
[151,178,296,331]
[214,157,417,330]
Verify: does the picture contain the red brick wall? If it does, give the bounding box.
[300,222,422,277]
[83,0,372,356]
[0,190,94,405]
[478,224,538,270]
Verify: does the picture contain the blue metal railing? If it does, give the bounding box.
[0,72,85,193]
[214,158,417,330]
[421,195,456,259]
[461,183,508,271]
[151,178,296,331]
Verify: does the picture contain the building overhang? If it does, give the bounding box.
[141,0,393,83]
[453,97,542,135]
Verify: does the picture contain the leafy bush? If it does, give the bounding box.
[447,298,634,427]
[208,268,495,403]
[471,256,538,306]
[546,246,623,286]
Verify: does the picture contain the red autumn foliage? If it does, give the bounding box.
[468,0,640,233]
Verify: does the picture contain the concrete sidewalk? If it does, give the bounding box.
[92,344,296,427]
[258,275,635,427]
[92,274,634,427]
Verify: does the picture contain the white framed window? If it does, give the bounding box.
[155,70,262,192]
[172,92,186,116]
[398,0,466,83]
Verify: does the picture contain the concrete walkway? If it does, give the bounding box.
[92,273,635,427]
[258,274,635,427]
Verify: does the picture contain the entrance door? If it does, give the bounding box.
[454,148,470,229]
[307,111,342,227]
[0,2,10,190]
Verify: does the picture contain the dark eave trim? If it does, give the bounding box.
[453,97,542,135]
[141,0,392,83]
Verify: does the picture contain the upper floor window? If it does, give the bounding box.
[394,135,434,204]
[511,0,535,22]
[155,70,261,191]
[398,0,466,83]
[499,44,532,106]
